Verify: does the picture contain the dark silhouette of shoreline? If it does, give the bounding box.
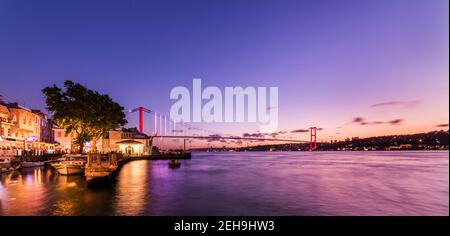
[192,130,449,152]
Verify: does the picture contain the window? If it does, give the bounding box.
[58,131,62,138]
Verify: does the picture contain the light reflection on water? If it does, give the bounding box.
[0,151,448,216]
[114,161,148,215]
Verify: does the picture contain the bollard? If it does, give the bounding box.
[109,153,117,167]
[95,154,101,167]
[87,154,92,167]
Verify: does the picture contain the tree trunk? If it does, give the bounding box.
[79,142,84,154]
[92,138,98,153]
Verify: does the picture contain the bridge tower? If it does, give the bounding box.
[310,127,317,151]
[129,107,151,134]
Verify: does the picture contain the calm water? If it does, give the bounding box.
[0,151,448,216]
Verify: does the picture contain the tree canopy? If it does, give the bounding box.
[42,80,127,153]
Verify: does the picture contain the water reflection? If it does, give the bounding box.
[1,168,46,215]
[0,167,114,215]
[0,151,448,216]
[113,160,148,215]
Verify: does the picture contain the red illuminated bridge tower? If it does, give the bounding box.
[310,127,317,151]
[129,107,151,134]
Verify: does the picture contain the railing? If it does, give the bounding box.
[86,153,118,169]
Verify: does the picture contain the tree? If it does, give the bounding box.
[43,80,127,153]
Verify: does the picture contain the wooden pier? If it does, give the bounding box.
[85,153,119,182]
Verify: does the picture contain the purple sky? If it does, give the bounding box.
[0,0,448,144]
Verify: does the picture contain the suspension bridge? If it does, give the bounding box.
[85,107,318,183]
[128,106,318,150]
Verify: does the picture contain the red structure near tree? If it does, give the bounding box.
[129,107,151,134]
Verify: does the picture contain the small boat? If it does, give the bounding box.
[51,154,87,175]
[21,161,45,168]
[168,159,181,168]
[51,160,86,175]
[61,154,86,160]
[1,156,14,172]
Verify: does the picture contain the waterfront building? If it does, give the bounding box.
[52,127,152,156]
[0,103,22,156]
[5,102,41,141]
[52,126,74,153]
[1,96,151,156]
[0,103,15,140]
[98,128,152,156]
[0,96,56,156]
[32,109,53,143]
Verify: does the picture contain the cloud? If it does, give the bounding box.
[269,131,287,137]
[352,117,365,123]
[242,133,265,138]
[360,121,384,125]
[291,129,309,133]
[291,127,324,133]
[370,100,419,108]
[388,119,403,125]
[436,124,448,128]
[352,117,403,126]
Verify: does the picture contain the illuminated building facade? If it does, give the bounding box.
[100,129,152,156]
[0,96,56,155]
[52,128,152,156]
[52,126,74,153]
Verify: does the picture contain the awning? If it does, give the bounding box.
[116,139,144,145]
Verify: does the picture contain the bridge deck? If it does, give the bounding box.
[152,135,310,143]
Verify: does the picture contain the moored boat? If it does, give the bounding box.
[50,154,87,175]
[0,156,14,172]
[21,161,45,168]
[51,160,86,175]
[168,159,181,168]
